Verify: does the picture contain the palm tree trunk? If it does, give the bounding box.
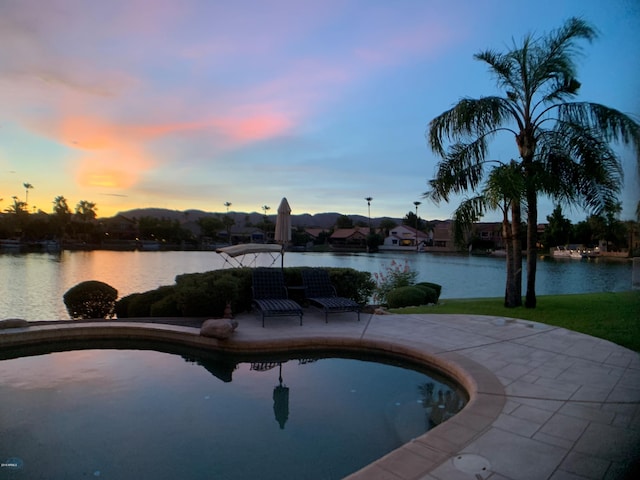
[502,210,516,307]
[525,188,537,308]
[507,200,523,307]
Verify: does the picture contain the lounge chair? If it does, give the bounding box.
[301,269,360,323]
[252,268,303,327]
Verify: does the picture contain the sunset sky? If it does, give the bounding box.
[1,0,638,222]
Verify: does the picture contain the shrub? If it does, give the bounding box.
[212,274,240,314]
[114,293,139,318]
[175,268,252,316]
[175,272,240,317]
[416,282,442,302]
[325,268,375,304]
[128,293,155,317]
[111,266,375,318]
[386,286,426,308]
[373,260,418,304]
[63,280,118,319]
[414,284,438,305]
[283,267,304,288]
[117,286,176,318]
[175,284,212,316]
[149,294,181,317]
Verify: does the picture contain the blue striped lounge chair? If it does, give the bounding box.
[301,269,360,323]
[251,268,303,327]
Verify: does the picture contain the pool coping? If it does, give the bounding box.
[1,311,639,479]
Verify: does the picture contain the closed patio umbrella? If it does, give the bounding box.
[274,197,291,268]
[251,361,290,429]
[273,362,290,429]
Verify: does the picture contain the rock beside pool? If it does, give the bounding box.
[0,318,29,329]
[200,318,237,339]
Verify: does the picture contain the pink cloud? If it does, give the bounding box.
[0,0,468,204]
[213,112,295,143]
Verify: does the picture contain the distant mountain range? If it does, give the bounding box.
[115,207,407,229]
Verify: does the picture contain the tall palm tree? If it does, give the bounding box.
[53,195,71,216]
[75,200,97,222]
[23,182,33,206]
[365,197,373,230]
[5,196,27,214]
[427,17,640,308]
[52,195,72,239]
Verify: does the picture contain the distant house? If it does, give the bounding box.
[101,214,138,242]
[224,226,267,244]
[537,224,547,249]
[329,227,368,248]
[472,222,504,250]
[380,225,430,251]
[101,214,137,238]
[304,228,330,244]
[423,220,459,252]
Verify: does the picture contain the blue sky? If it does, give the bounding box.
[1,0,638,222]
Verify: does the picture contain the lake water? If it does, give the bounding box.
[0,249,633,321]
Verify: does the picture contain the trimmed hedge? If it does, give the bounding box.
[113,266,375,318]
[175,273,239,317]
[416,281,442,301]
[114,292,139,318]
[386,286,426,309]
[414,285,438,305]
[115,286,177,318]
[325,267,376,305]
[149,294,181,317]
[174,268,252,317]
[63,280,118,319]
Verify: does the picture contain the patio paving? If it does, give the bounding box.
[1,310,639,479]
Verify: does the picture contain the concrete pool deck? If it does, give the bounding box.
[1,310,639,479]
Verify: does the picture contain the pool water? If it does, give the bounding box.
[0,347,466,480]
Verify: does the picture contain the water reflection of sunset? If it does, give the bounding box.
[0,350,181,390]
[1,347,464,479]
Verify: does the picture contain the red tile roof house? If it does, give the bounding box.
[304,228,330,243]
[329,227,368,249]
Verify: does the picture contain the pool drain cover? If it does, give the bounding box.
[452,453,491,478]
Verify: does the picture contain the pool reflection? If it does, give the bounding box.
[1,345,468,480]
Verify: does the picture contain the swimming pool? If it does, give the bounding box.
[0,342,466,480]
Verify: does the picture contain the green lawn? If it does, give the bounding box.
[393,291,640,352]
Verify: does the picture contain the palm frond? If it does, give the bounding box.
[557,102,640,155]
[485,162,525,208]
[428,97,516,156]
[424,162,484,203]
[474,49,522,94]
[537,125,624,213]
[531,18,597,91]
[541,77,582,104]
[544,17,597,59]
[452,196,487,246]
[424,139,490,203]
